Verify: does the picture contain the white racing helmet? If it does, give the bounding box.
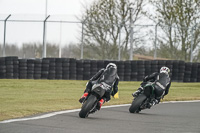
[106,63,117,70]
[160,66,170,74]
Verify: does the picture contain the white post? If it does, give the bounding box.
[42,15,50,58]
[59,22,62,58]
[190,25,195,62]
[129,8,133,60]
[118,25,121,61]
[154,23,158,59]
[81,22,84,59]
[3,14,11,57]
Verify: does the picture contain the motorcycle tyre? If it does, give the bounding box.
[129,94,147,113]
[79,94,97,118]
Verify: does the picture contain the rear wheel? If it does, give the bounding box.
[79,95,97,118]
[129,94,147,113]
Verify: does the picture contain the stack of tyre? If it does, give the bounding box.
[3,57,200,82]
[183,62,192,82]
[62,58,70,80]
[13,57,19,79]
[97,60,104,70]
[18,59,27,79]
[171,60,179,82]
[103,60,109,68]
[197,63,200,82]
[137,61,145,81]
[90,60,98,78]
[5,57,13,79]
[5,57,19,79]
[83,60,91,80]
[76,60,83,80]
[27,59,35,79]
[55,58,63,79]
[144,61,151,76]
[34,59,42,79]
[165,60,173,70]
[157,60,166,70]
[41,59,49,79]
[124,61,131,81]
[69,58,76,80]
[116,61,124,81]
[0,57,6,79]
[131,61,138,81]
[190,63,198,82]
[177,61,185,82]
[151,60,159,74]
[48,58,56,79]
[97,60,104,73]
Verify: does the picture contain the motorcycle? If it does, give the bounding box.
[79,82,110,118]
[129,81,159,113]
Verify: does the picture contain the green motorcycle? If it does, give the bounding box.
[129,81,159,113]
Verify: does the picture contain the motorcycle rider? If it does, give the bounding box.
[132,66,171,104]
[79,63,119,110]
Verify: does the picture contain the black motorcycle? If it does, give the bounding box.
[79,82,109,118]
[129,81,159,113]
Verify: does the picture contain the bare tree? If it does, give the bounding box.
[81,0,144,60]
[148,0,200,61]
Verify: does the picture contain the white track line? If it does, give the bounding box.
[1,100,200,124]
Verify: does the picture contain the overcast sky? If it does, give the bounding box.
[0,0,94,15]
[0,0,154,49]
[0,0,95,47]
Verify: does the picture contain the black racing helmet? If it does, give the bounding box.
[106,63,117,70]
[105,63,117,76]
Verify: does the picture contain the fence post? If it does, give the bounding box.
[42,15,50,58]
[154,23,158,59]
[129,8,133,60]
[118,24,121,61]
[190,25,196,62]
[81,22,84,59]
[59,21,62,58]
[3,14,11,57]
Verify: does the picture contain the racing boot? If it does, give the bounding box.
[146,102,152,109]
[132,87,143,97]
[96,99,104,110]
[79,92,88,103]
[154,99,160,104]
[147,99,159,109]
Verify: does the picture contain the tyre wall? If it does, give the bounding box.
[0,56,199,82]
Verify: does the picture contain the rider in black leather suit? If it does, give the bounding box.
[79,63,119,110]
[133,66,171,103]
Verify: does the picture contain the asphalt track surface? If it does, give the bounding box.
[0,101,200,133]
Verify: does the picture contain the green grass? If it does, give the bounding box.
[0,79,200,121]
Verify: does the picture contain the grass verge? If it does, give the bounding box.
[0,79,200,121]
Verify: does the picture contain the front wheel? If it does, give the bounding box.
[129,94,147,113]
[79,94,97,118]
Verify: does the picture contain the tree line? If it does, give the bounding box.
[1,0,200,62]
[80,0,200,62]
[0,42,79,59]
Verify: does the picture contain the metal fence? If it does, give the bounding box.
[0,14,83,58]
[0,14,198,62]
